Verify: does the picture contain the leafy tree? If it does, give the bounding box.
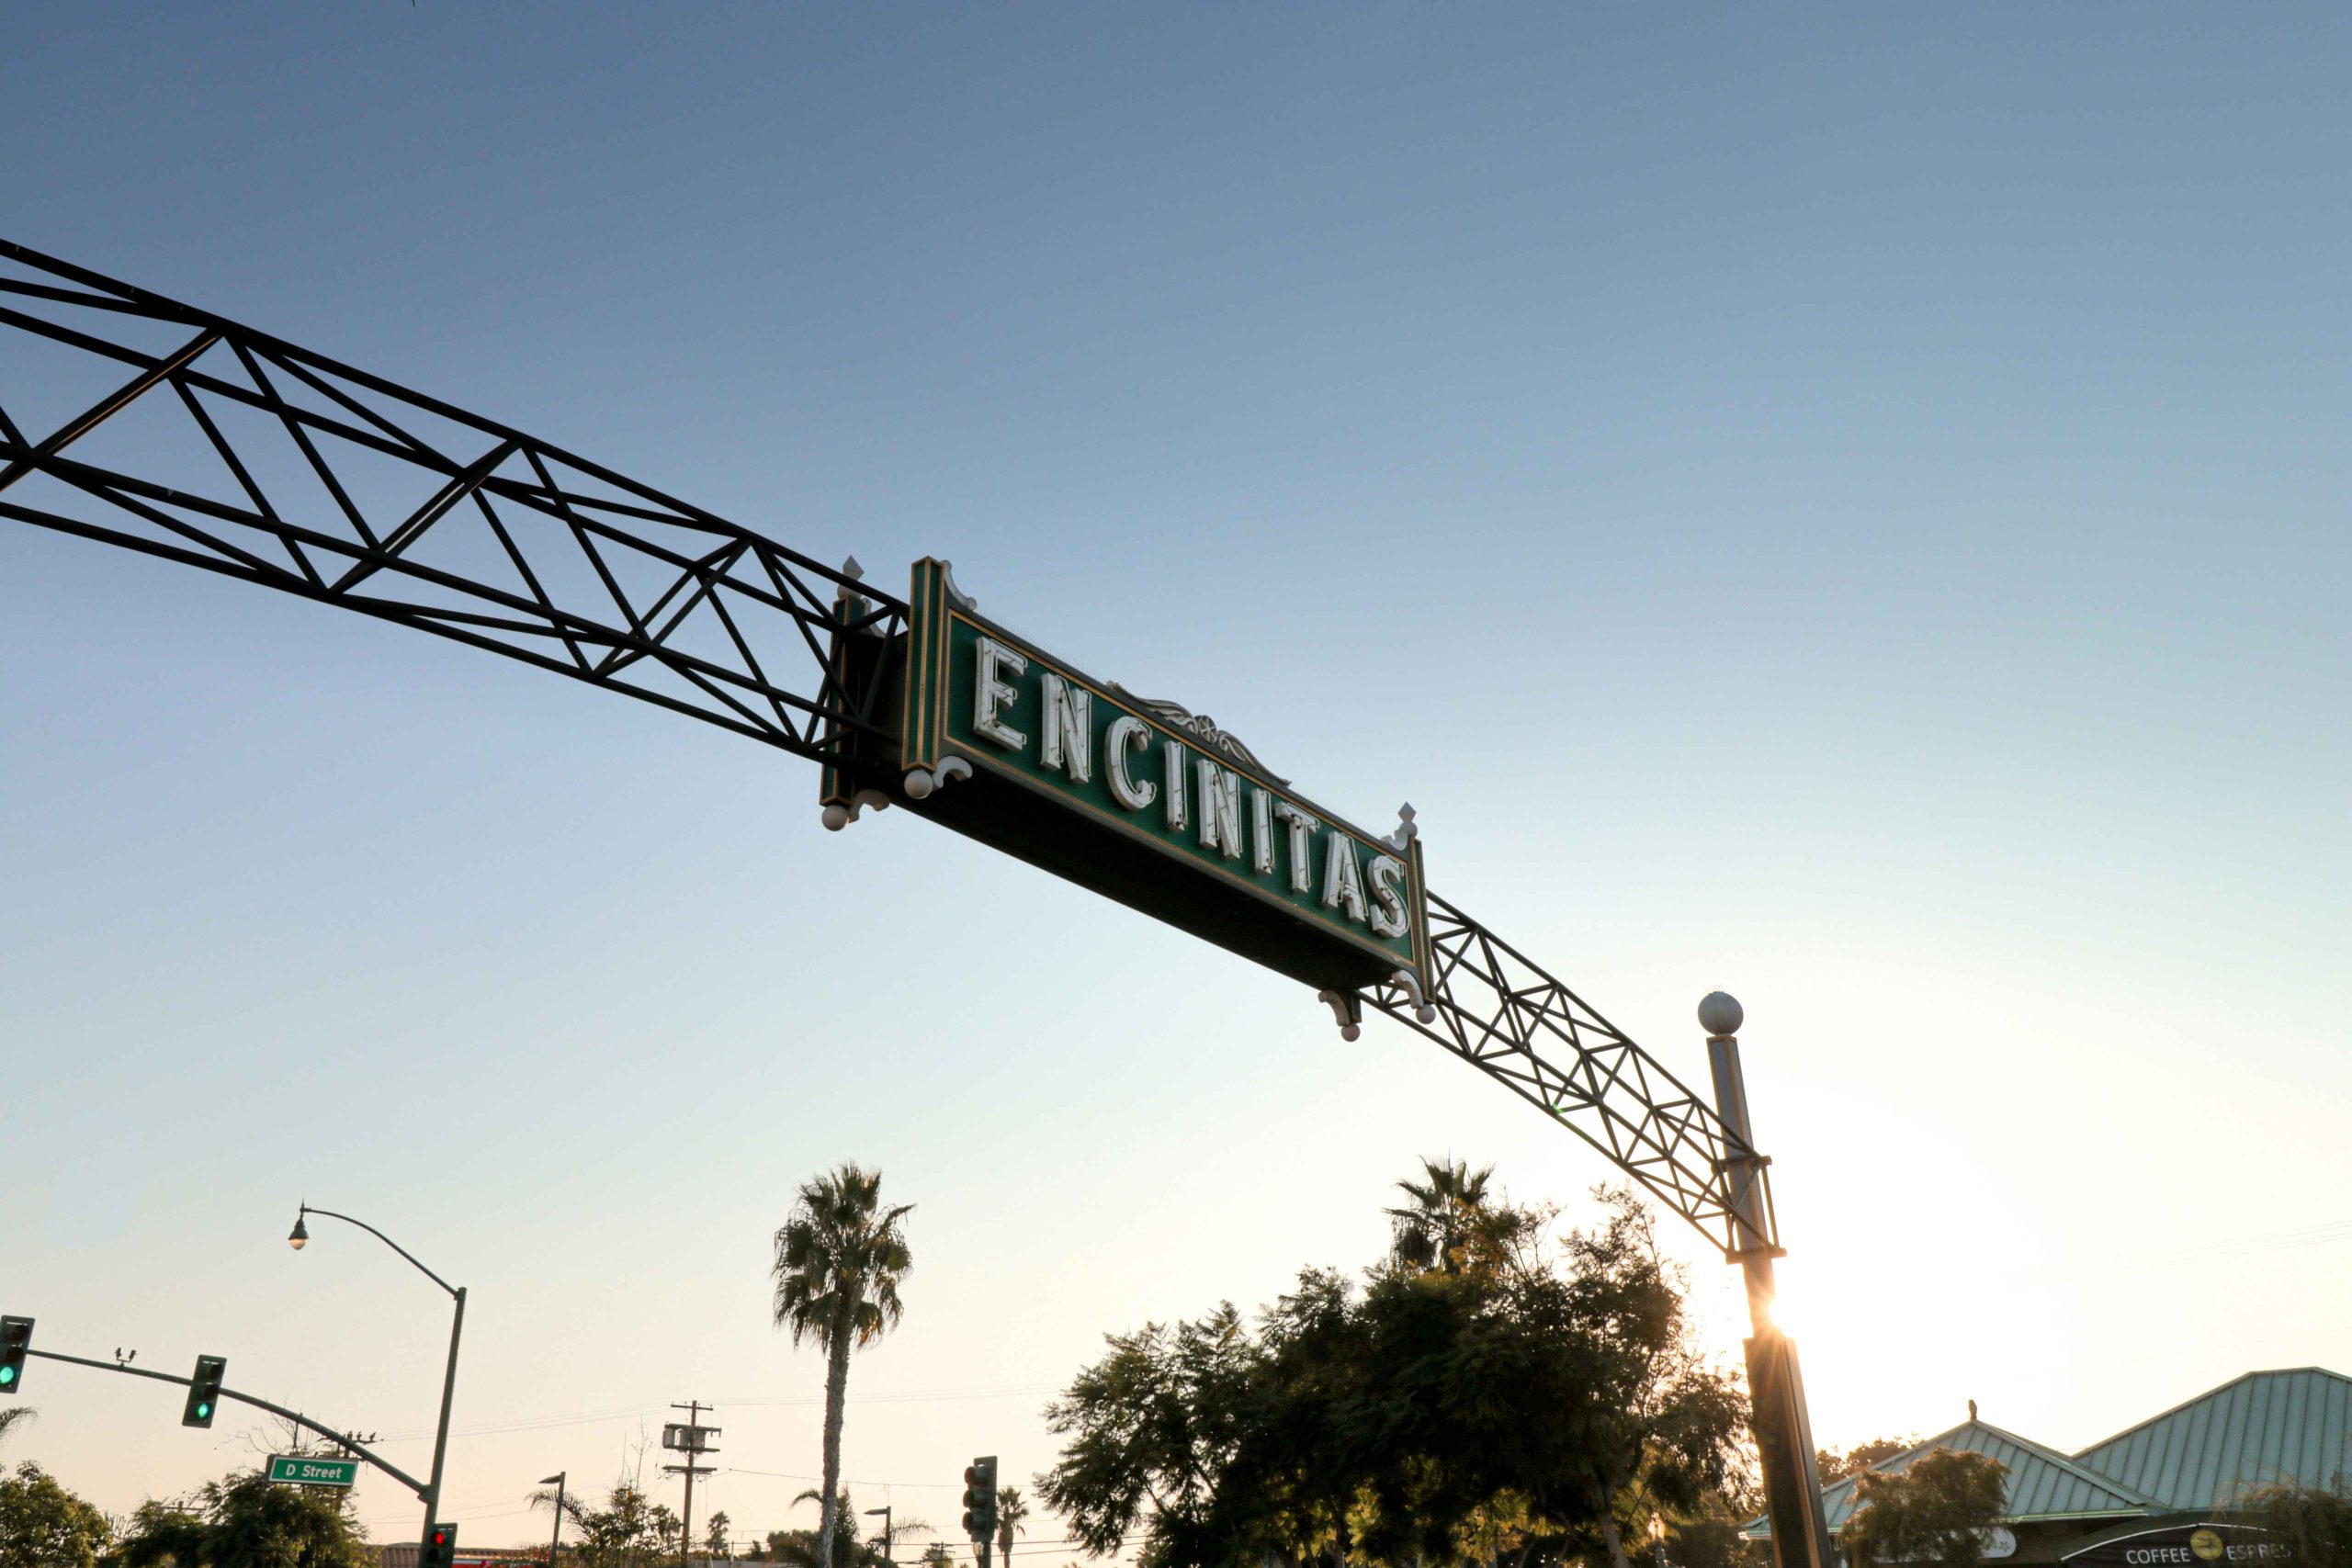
[0,1461,110,1568]
[1843,1450,2007,1568]
[1040,1302,1261,1562]
[533,1481,666,1568]
[1555,1191,1750,1568]
[916,1547,957,1568]
[111,1469,368,1568]
[993,1486,1028,1563]
[651,1506,683,1558]
[1816,1440,1914,1484]
[1042,1168,1750,1568]
[771,1163,914,1568]
[768,1491,888,1568]
[110,1500,206,1568]
[2239,1475,2352,1568]
[707,1511,732,1560]
[1662,1490,1769,1568]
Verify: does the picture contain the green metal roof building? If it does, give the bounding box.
[1751,1368,2352,1566]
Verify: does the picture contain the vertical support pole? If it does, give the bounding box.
[547,1472,567,1568]
[681,1401,701,1568]
[423,1285,467,1556]
[1702,993,1835,1568]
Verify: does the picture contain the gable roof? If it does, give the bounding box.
[2071,1368,2352,1510]
[1748,1419,2155,1538]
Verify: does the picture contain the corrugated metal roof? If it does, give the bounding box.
[2071,1368,2352,1510]
[1749,1419,2155,1538]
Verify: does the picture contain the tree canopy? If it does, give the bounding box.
[1816,1441,1914,1485]
[2239,1476,2352,1568]
[110,1468,370,1568]
[1040,1176,1751,1568]
[0,1461,110,1568]
[1842,1450,2007,1568]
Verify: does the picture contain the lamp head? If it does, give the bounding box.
[288,1213,309,1251]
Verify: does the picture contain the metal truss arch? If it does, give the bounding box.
[1,237,1780,1259]
[0,239,902,768]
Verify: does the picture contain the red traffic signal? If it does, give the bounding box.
[423,1524,458,1568]
[960,1456,997,1541]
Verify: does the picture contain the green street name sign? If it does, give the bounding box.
[823,559,1433,1002]
[266,1456,360,1488]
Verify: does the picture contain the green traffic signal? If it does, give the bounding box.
[0,1317,30,1395]
[183,1355,226,1428]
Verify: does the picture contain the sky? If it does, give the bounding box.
[3,3,2347,1556]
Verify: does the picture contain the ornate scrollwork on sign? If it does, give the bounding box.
[1108,684,1289,785]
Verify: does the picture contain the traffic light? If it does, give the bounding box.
[422,1524,457,1568]
[961,1454,997,1542]
[0,1318,30,1394]
[182,1355,226,1427]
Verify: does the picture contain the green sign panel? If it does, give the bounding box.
[824,559,1433,1001]
[266,1456,360,1488]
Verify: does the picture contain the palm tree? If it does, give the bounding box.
[0,1407,33,1446]
[1385,1156,1498,1275]
[772,1163,914,1568]
[992,1486,1028,1564]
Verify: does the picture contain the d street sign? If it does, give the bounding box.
[266,1456,360,1488]
[822,559,1434,1003]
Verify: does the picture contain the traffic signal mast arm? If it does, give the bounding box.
[0,238,1781,1266]
[17,1343,427,1496]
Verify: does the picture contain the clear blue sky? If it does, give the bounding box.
[4,4,2346,1553]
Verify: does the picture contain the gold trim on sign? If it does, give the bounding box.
[941,608,1419,969]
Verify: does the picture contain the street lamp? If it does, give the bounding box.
[542,1472,568,1568]
[864,1506,892,1568]
[288,1202,467,1556]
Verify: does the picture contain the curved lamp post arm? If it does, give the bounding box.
[297,1205,460,1298]
[289,1202,467,1550]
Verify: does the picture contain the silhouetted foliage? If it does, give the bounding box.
[109,1469,369,1568]
[1040,1174,1751,1567]
[1843,1450,2007,1568]
[0,1461,110,1568]
[2239,1475,2352,1568]
[1816,1441,1914,1485]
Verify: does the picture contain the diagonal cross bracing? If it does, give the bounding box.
[0,237,1780,1258]
[0,238,901,768]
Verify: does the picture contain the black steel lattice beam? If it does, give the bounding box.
[0,237,1778,1258]
[0,239,902,768]
[1367,894,1761,1254]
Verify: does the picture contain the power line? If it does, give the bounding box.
[368,1386,1057,1445]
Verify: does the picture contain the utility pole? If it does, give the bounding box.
[662,1402,720,1568]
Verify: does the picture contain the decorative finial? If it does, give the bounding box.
[1698,991,1743,1039]
[835,557,868,610]
[1969,1399,1978,1422]
[1385,803,1419,852]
